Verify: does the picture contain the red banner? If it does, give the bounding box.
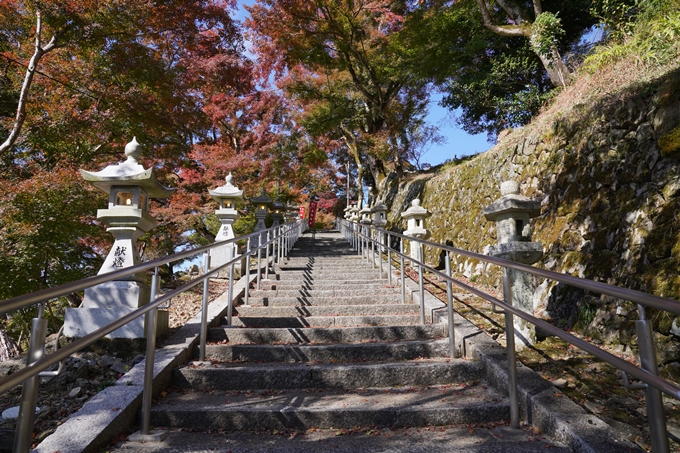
[308,201,318,228]
[298,206,306,220]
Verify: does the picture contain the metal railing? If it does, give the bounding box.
[0,219,305,453]
[337,217,680,453]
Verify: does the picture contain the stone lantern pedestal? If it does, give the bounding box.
[251,189,272,248]
[65,138,173,339]
[401,199,431,262]
[209,173,244,278]
[483,181,543,347]
[372,202,389,246]
[271,199,285,227]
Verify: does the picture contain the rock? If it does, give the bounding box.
[68,386,81,398]
[583,400,602,414]
[110,361,129,374]
[550,378,568,388]
[2,406,39,420]
[98,355,116,367]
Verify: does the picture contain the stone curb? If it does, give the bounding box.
[399,265,644,453]
[33,269,259,453]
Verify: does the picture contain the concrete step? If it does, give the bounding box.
[203,338,447,363]
[236,304,417,318]
[150,383,510,431]
[174,359,481,390]
[208,324,447,344]
[244,294,407,307]
[231,314,422,328]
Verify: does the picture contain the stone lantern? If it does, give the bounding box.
[251,189,272,247]
[271,199,285,227]
[65,137,173,339]
[208,173,244,277]
[359,205,373,225]
[483,180,543,347]
[371,202,389,229]
[343,205,352,220]
[401,198,431,261]
[282,204,295,223]
[349,204,360,222]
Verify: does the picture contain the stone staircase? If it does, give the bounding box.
[116,231,574,451]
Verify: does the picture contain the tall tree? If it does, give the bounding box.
[247,0,435,192]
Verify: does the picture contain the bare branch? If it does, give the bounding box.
[532,0,542,17]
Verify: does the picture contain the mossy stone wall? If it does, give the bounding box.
[380,68,680,358]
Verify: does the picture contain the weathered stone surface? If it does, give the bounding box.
[380,67,680,358]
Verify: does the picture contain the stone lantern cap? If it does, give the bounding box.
[209,173,244,203]
[371,202,388,215]
[401,198,431,221]
[271,198,286,212]
[251,189,273,208]
[80,137,174,198]
[482,181,540,222]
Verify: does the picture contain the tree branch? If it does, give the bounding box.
[0,11,61,154]
[475,0,530,37]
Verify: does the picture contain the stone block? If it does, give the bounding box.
[63,307,168,339]
[81,281,150,309]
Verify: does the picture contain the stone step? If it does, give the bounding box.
[149,384,510,431]
[203,338,447,363]
[244,294,407,307]
[236,304,417,318]
[257,281,401,291]
[174,359,481,390]
[108,425,572,452]
[271,272,385,281]
[231,314,422,328]
[208,324,447,344]
[248,288,400,299]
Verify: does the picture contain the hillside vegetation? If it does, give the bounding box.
[380,0,680,370]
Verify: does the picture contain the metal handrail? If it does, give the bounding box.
[0,219,305,452]
[337,217,677,453]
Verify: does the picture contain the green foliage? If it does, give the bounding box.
[530,13,566,61]
[583,0,680,70]
[590,0,641,32]
[402,0,592,138]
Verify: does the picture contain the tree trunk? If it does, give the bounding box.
[0,329,21,362]
[536,46,571,87]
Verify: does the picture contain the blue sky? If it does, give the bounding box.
[233,1,492,166]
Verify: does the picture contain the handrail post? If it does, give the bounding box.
[244,238,251,306]
[445,256,456,358]
[503,268,520,429]
[418,242,425,324]
[400,239,406,304]
[227,259,235,326]
[378,230,383,277]
[140,268,160,436]
[386,233,392,286]
[199,252,210,361]
[265,230,270,280]
[357,224,361,255]
[371,229,376,268]
[256,242,262,290]
[637,308,670,453]
[13,308,48,453]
